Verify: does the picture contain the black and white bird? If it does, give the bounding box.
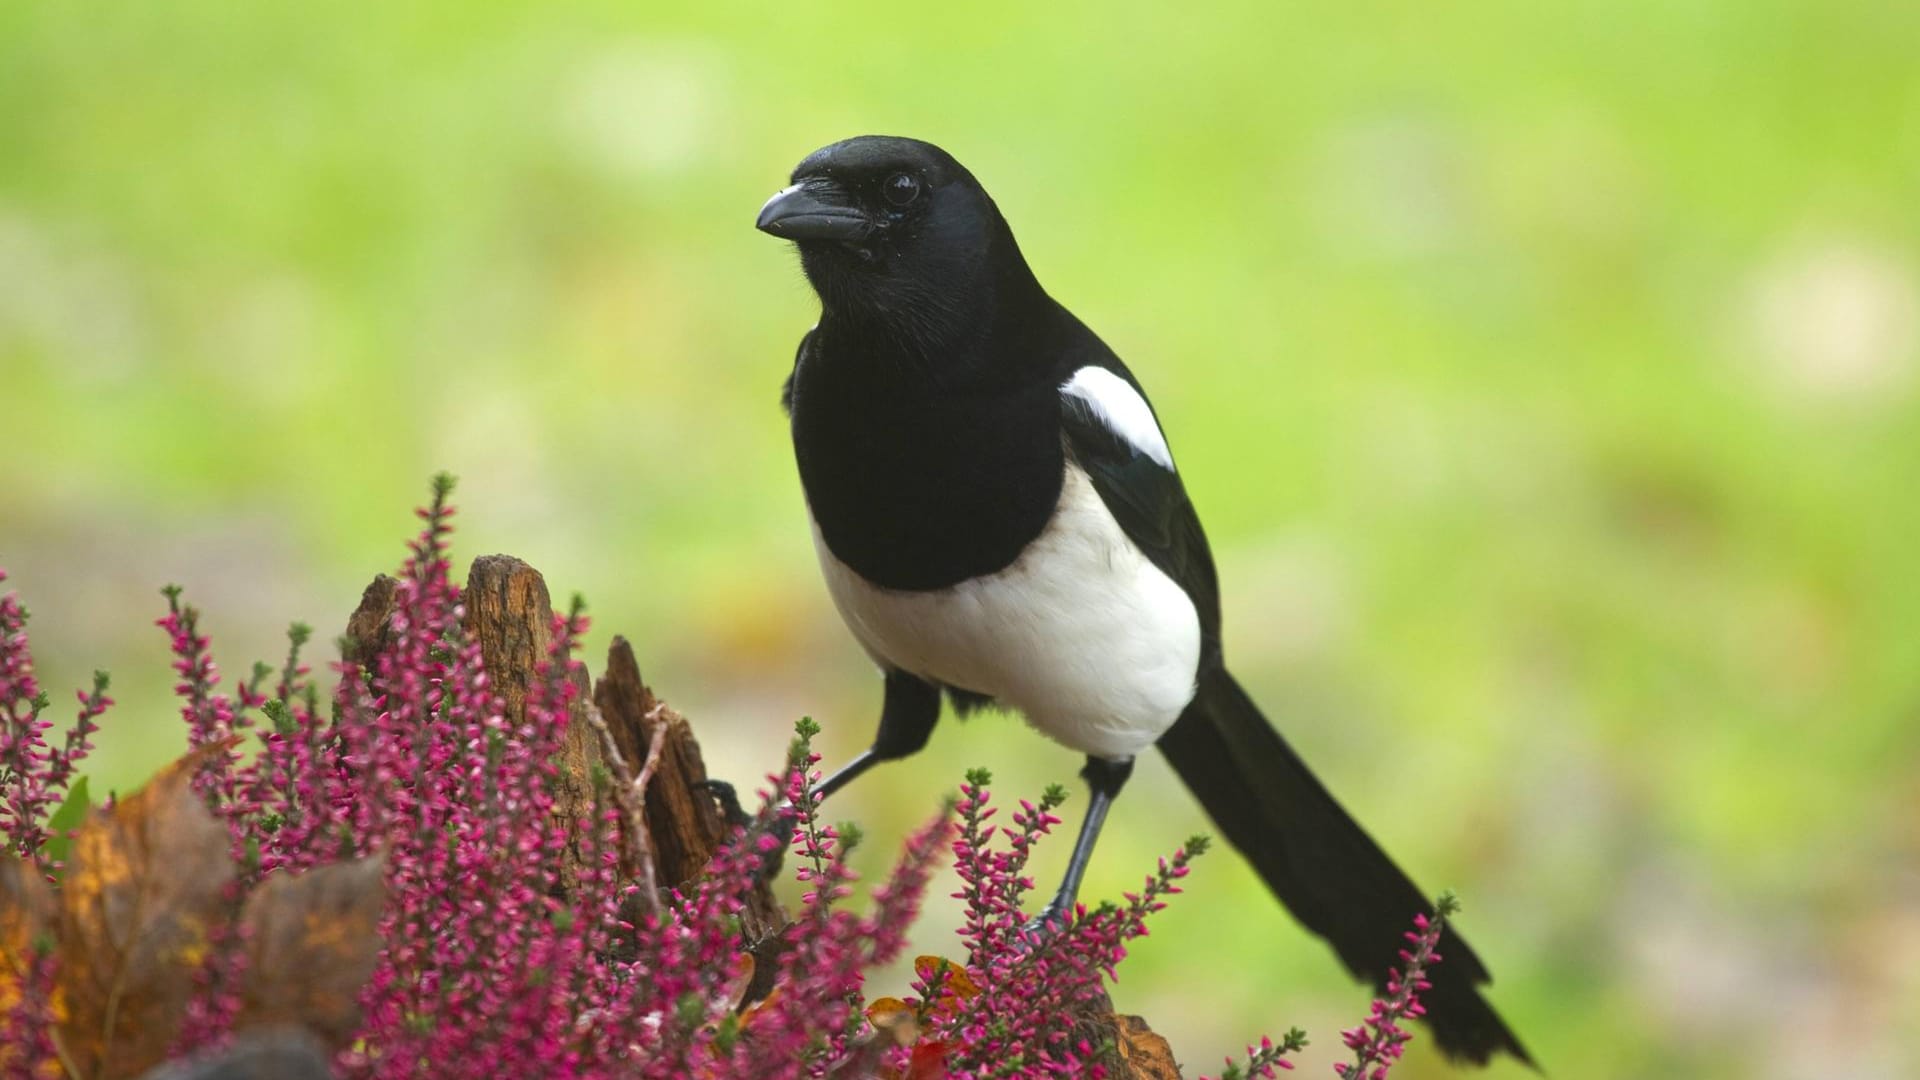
[755,135,1530,1067]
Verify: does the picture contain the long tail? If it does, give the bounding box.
[1157,667,1533,1068]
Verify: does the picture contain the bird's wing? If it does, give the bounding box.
[1057,363,1222,663]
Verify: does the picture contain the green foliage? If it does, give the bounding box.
[40,776,91,878]
[263,698,297,737]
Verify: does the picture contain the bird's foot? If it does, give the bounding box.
[695,778,793,881]
[694,778,753,831]
[1018,899,1074,944]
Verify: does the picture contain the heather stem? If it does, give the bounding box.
[1335,894,1457,1080]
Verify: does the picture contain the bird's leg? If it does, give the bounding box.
[818,669,941,801]
[705,670,941,875]
[1027,754,1135,934]
[815,749,882,801]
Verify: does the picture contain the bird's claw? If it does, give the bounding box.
[694,777,792,881]
[693,777,753,831]
[695,776,791,880]
[1018,900,1073,944]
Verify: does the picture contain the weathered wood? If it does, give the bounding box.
[595,637,710,873]
[340,575,397,667]
[463,555,600,900]
[593,635,785,942]
[1067,987,1184,1080]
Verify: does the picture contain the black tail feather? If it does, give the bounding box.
[1157,667,1533,1068]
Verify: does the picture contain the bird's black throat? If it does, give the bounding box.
[789,313,1068,592]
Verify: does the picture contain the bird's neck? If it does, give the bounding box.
[817,237,1055,388]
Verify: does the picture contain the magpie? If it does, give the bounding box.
[755,135,1531,1068]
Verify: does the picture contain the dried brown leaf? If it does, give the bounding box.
[235,854,387,1048]
[1113,1014,1182,1080]
[900,1041,951,1080]
[56,745,237,1080]
[2,855,59,1075]
[912,955,978,1000]
[864,996,919,1046]
[1,854,55,997]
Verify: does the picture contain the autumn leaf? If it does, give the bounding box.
[2,854,60,1076]
[900,1040,951,1080]
[721,950,757,1016]
[737,983,781,1030]
[909,954,978,1028]
[864,995,917,1046]
[0,854,55,997]
[56,744,237,1080]
[235,853,387,1049]
[912,955,977,1000]
[866,958,982,1079]
[870,1038,951,1080]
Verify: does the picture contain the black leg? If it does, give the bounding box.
[1031,754,1135,931]
[694,778,752,829]
[816,669,940,801]
[703,670,938,830]
[719,669,941,880]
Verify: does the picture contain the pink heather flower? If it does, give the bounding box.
[885,770,1217,1080]
[7,478,1326,1080]
[1204,1030,1307,1080]
[0,933,60,1075]
[159,585,243,793]
[134,476,966,1080]
[1,568,112,872]
[1332,896,1456,1080]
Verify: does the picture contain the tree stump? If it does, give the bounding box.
[343,555,784,939]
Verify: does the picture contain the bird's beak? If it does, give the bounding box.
[755,180,872,241]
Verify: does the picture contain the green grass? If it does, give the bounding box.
[4,2,1918,1075]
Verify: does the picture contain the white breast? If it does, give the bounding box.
[813,464,1202,760]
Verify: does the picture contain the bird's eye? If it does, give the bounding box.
[882,172,922,206]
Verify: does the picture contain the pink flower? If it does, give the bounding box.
[0,568,111,872]
[6,476,1423,1080]
[1331,895,1457,1080]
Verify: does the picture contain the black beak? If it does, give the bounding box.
[755,180,872,241]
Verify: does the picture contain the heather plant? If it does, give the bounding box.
[0,570,109,873]
[0,478,1457,1080]
[1334,895,1457,1080]
[888,772,1206,1077]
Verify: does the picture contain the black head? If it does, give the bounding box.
[756,136,1041,347]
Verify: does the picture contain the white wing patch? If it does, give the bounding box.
[1061,366,1175,471]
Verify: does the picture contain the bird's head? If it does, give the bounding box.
[756,136,1039,346]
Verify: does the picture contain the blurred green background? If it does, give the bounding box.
[5,1,1919,1075]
